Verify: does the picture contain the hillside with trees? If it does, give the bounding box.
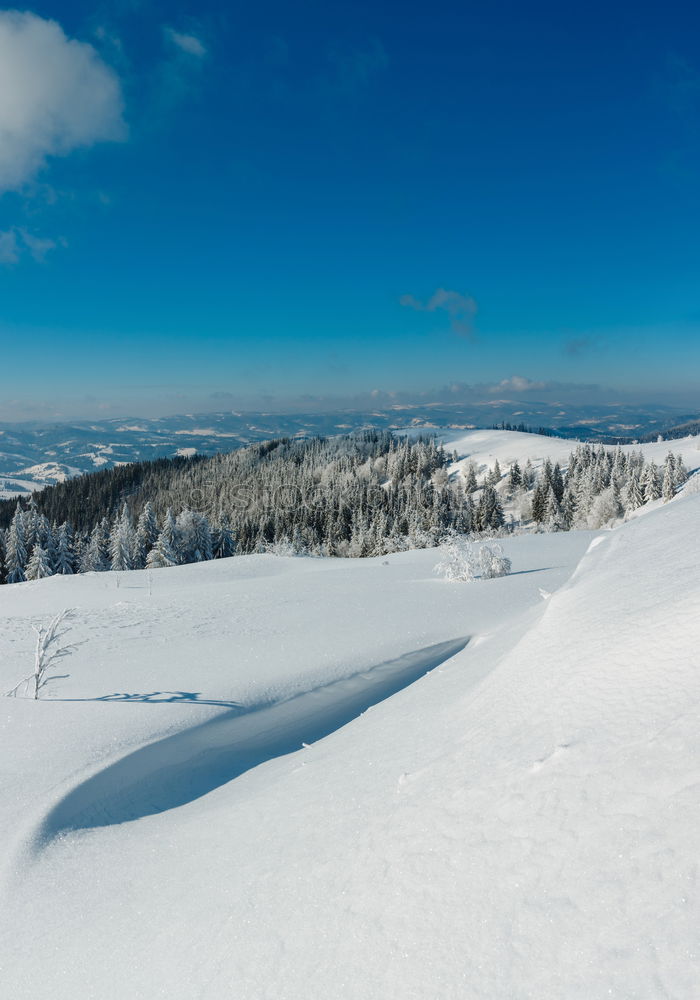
[0,432,689,584]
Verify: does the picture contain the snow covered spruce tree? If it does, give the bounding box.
[147,508,179,569]
[54,522,76,575]
[110,504,136,571]
[135,501,159,568]
[80,519,111,573]
[26,543,53,581]
[5,505,27,584]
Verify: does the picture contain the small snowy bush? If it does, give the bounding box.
[435,532,511,583]
[262,536,306,557]
[477,542,512,579]
[435,533,476,582]
[436,534,511,583]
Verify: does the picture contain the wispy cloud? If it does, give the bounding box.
[164,27,207,58]
[0,229,19,264]
[0,227,59,265]
[0,11,125,194]
[400,287,478,338]
[489,376,546,393]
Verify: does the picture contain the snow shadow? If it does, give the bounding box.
[57,691,244,708]
[36,637,469,844]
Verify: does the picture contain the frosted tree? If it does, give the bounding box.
[26,543,53,580]
[54,522,76,575]
[662,455,675,502]
[641,462,661,503]
[522,459,535,489]
[175,509,213,563]
[673,454,688,489]
[561,484,577,527]
[544,486,563,530]
[5,505,27,584]
[36,514,55,564]
[145,507,178,569]
[476,484,504,530]
[134,501,159,568]
[23,496,39,556]
[110,504,136,571]
[213,512,236,558]
[160,508,179,560]
[192,511,213,562]
[588,486,623,528]
[551,463,565,503]
[146,527,178,569]
[463,462,478,493]
[507,461,522,492]
[487,459,502,485]
[530,481,546,523]
[622,473,644,513]
[81,522,111,572]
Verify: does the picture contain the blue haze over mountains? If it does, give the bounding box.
[1,400,698,498]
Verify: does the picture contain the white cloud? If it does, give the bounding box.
[164,27,207,58]
[18,229,58,261]
[0,11,125,193]
[490,376,546,393]
[0,229,19,264]
[0,227,59,265]
[400,287,478,338]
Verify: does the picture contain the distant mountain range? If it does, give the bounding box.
[1,400,697,498]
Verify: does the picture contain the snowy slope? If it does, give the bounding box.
[1,495,699,998]
[431,427,700,478]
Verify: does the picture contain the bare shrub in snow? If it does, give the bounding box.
[3,609,77,699]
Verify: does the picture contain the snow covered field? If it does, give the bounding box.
[1,488,699,998]
[434,426,700,479]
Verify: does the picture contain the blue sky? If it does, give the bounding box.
[1,0,700,420]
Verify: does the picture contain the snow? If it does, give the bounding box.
[0,477,36,500]
[1,488,699,998]
[0,462,80,498]
[402,426,700,479]
[174,427,241,437]
[17,461,80,481]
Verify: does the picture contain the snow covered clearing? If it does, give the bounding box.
[425,426,700,478]
[1,489,699,998]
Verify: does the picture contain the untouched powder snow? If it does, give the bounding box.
[0,496,699,999]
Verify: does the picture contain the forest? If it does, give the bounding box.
[0,431,688,584]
